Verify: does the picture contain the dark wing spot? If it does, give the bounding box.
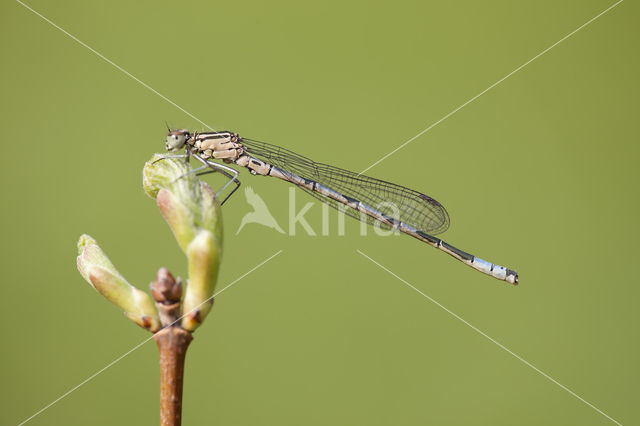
[418,192,441,206]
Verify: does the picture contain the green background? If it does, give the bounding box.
[1,0,637,425]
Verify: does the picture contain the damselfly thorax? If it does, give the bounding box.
[162,129,519,285]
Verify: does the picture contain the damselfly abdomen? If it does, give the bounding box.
[163,129,518,285]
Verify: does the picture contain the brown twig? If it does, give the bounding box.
[151,268,193,426]
[154,326,192,426]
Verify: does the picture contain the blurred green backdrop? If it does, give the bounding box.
[1,0,637,425]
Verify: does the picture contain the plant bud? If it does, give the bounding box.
[181,230,220,331]
[143,154,223,331]
[77,234,161,332]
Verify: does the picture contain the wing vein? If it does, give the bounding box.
[242,138,450,235]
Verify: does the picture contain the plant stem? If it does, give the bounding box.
[150,268,193,426]
[154,326,193,426]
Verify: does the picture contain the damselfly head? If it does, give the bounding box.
[166,129,191,151]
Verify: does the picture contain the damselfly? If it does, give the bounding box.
[161,129,518,285]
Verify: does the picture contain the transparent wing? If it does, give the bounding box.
[241,138,450,235]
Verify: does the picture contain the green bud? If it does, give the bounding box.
[181,230,220,331]
[200,182,223,256]
[143,153,199,201]
[156,188,197,253]
[143,154,223,254]
[77,234,161,332]
[143,154,223,331]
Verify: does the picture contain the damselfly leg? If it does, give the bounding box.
[151,153,189,165]
[190,153,241,205]
[154,150,241,204]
